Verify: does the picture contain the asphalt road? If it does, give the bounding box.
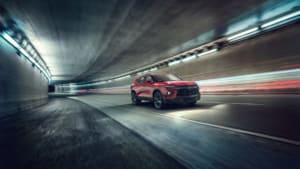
[1,94,299,169]
[72,94,300,169]
[0,98,186,169]
[74,94,300,141]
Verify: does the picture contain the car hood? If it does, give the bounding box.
[163,81,197,86]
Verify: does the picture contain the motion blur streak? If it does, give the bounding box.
[75,69,300,95]
[197,68,300,94]
[78,87,129,94]
[200,79,300,94]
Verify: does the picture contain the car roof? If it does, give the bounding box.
[137,72,170,77]
[134,73,173,80]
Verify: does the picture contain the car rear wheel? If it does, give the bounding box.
[153,91,164,109]
[131,91,141,105]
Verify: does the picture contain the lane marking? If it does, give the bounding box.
[203,101,264,106]
[71,97,299,146]
[155,112,300,146]
[229,103,264,106]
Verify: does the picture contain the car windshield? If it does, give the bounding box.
[152,74,182,82]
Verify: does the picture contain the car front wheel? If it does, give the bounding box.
[153,91,164,109]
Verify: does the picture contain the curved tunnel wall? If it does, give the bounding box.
[0,37,48,116]
[62,23,300,94]
[161,24,300,81]
[159,24,300,94]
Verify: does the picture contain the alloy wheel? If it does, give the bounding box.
[153,92,164,109]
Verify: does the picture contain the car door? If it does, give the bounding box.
[135,76,145,97]
[143,75,154,98]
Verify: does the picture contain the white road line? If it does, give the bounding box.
[71,97,299,146]
[203,101,264,106]
[229,102,264,106]
[155,112,300,146]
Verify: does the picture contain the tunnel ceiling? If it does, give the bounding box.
[1,0,279,83]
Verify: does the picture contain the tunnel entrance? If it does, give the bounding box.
[48,85,55,93]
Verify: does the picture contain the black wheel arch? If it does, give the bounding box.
[152,89,161,97]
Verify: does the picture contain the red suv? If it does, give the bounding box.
[130,73,200,109]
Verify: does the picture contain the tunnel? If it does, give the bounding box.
[0,0,300,169]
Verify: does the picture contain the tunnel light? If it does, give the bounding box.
[21,40,28,47]
[182,54,197,63]
[150,67,158,71]
[26,45,33,52]
[2,33,20,49]
[1,32,50,81]
[261,10,300,29]
[115,75,131,81]
[168,60,182,67]
[168,49,217,67]
[227,27,259,42]
[197,48,218,57]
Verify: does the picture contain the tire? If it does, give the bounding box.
[153,91,165,109]
[131,91,141,105]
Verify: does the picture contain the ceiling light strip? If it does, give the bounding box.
[1,32,50,80]
[227,27,259,42]
[261,10,300,29]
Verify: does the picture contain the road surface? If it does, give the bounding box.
[0,94,299,169]
[0,98,186,169]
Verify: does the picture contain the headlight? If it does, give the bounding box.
[166,91,172,96]
[165,86,177,96]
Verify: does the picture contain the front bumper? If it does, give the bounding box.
[165,93,200,104]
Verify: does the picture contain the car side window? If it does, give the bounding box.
[145,76,153,83]
[135,78,140,83]
[137,76,145,83]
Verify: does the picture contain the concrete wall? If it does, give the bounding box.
[160,24,300,81]
[0,37,48,116]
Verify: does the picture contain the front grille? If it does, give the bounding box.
[176,86,199,96]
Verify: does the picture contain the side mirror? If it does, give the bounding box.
[146,80,152,84]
